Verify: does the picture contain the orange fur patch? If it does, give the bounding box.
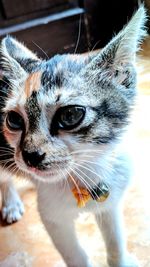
[25,72,41,98]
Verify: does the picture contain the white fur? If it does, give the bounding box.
[0,171,24,223]
[33,143,138,267]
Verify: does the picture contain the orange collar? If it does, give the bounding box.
[72,182,109,208]
[70,150,117,208]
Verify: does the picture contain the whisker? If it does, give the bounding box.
[70,166,98,200]
[74,13,82,54]
[2,161,16,174]
[0,159,14,165]
[73,162,110,192]
[0,96,9,104]
[0,78,11,90]
[0,153,14,157]
[79,161,96,172]
[0,146,14,152]
[90,40,101,52]
[0,157,14,162]
[79,159,113,171]
[73,162,102,180]
[72,165,105,199]
[66,168,84,205]
[85,160,113,174]
[9,164,18,176]
[55,164,67,194]
[0,152,14,156]
[60,168,70,193]
[70,167,100,213]
[70,149,103,155]
[0,149,14,153]
[32,41,49,59]
[13,166,20,177]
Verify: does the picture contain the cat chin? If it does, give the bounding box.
[29,172,64,184]
[20,165,65,183]
[15,161,66,184]
[27,168,65,184]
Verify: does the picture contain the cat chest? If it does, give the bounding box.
[37,183,111,218]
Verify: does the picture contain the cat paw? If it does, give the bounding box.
[2,197,25,224]
[108,254,139,267]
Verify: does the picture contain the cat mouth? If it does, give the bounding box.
[13,149,74,183]
[14,154,69,182]
[16,159,62,177]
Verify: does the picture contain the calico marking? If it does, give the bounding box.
[25,71,42,98]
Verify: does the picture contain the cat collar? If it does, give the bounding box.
[72,182,109,208]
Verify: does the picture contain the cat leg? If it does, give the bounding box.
[41,217,92,267]
[1,178,24,223]
[95,207,139,267]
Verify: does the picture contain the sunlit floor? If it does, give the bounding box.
[0,38,150,267]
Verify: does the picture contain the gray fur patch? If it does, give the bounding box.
[25,91,41,132]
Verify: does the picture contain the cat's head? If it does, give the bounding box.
[0,7,146,183]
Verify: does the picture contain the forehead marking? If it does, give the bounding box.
[25,71,42,98]
[26,91,41,132]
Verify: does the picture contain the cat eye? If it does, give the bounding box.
[54,106,85,131]
[6,111,24,131]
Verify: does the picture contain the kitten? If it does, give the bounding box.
[0,6,146,267]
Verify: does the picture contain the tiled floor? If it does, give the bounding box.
[0,38,150,267]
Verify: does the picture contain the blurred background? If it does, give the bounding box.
[0,0,150,57]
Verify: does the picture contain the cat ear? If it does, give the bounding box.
[0,36,40,83]
[83,6,147,86]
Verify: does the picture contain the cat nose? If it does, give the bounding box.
[22,150,46,168]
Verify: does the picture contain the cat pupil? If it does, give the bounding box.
[62,109,78,125]
[6,111,24,131]
[59,106,85,129]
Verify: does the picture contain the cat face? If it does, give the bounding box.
[0,8,146,182]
